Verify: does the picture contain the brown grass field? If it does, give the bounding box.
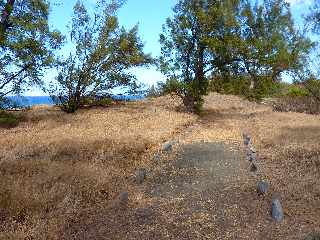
[0,94,319,239]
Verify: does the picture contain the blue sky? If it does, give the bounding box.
[28,0,315,95]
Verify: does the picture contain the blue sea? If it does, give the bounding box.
[7,95,145,108]
[7,96,54,107]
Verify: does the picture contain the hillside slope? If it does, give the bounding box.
[0,94,319,239]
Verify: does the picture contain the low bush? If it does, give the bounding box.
[273,96,320,114]
[209,75,282,101]
[286,85,310,97]
[81,96,113,107]
[0,111,21,128]
[52,95,113,113]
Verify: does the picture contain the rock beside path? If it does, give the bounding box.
[135,168,147,184]
[162,140,176,152]
[271,198,284,222]
[118,191,129,205]
[257,181,269,195]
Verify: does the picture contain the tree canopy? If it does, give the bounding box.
[0,0,63,105]
[51,0,152,113]
[159,0,313,112]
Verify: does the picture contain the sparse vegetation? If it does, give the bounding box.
[1,0,320,239]
[0,94,319,239]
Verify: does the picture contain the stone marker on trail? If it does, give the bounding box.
[271,198,284,222]
[242,133,258,173]
[118,191,129,205]
[257,181,269,195]
[162,140,176,152]
[135,168,147,184]
[243,133,251,146]
[153,153,161,162]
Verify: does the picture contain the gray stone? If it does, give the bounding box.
[305,233,320,240]
[243,133,251,146]
[153,153,161,162]
[246,151,257,162]
[162,141,174,152]
[257,181,269,195]
[118,191,129,205]
[271,198,284,222]
[135,168,147,184]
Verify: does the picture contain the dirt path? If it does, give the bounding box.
[57,94,319,240]
[146,142,255,240]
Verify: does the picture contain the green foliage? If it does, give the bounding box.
[0,110,20,128]
[160,0,313,109]
[51,0,152,113]
[93,97,112,107]
[286,86,310,97]
[0,0,15,43]
[304,78,320,102]
[209,75,250,96]
[210,75,283,101]
[159,0,220,113]
[0,0,63,102]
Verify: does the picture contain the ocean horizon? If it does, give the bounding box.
[7,95,145,108]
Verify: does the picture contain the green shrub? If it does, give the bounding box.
[93,97,112,107]
[305,78,320,101]
[161,78,207,114]
[0,111,20,128]
[209,75,250,96]
[286,86,310,97]
[209,75,282,101]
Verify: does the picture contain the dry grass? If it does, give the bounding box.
[175,93,320,239]
[0,97,197,239]
[0,93,319,239]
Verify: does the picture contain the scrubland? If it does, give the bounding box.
[0,94,319,239]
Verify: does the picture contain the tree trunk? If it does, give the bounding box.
[195,45,205,93]
[249,78,255,90]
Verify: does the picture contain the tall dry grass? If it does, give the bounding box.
[0,97,197,239]
[1,93,319,239]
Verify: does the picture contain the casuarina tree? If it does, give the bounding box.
[159,0,214,113]
[160,0,312,112]
[51,0,152,113]
[0,0,15,43]
[236,0,313,99]
[0,0,63,106]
